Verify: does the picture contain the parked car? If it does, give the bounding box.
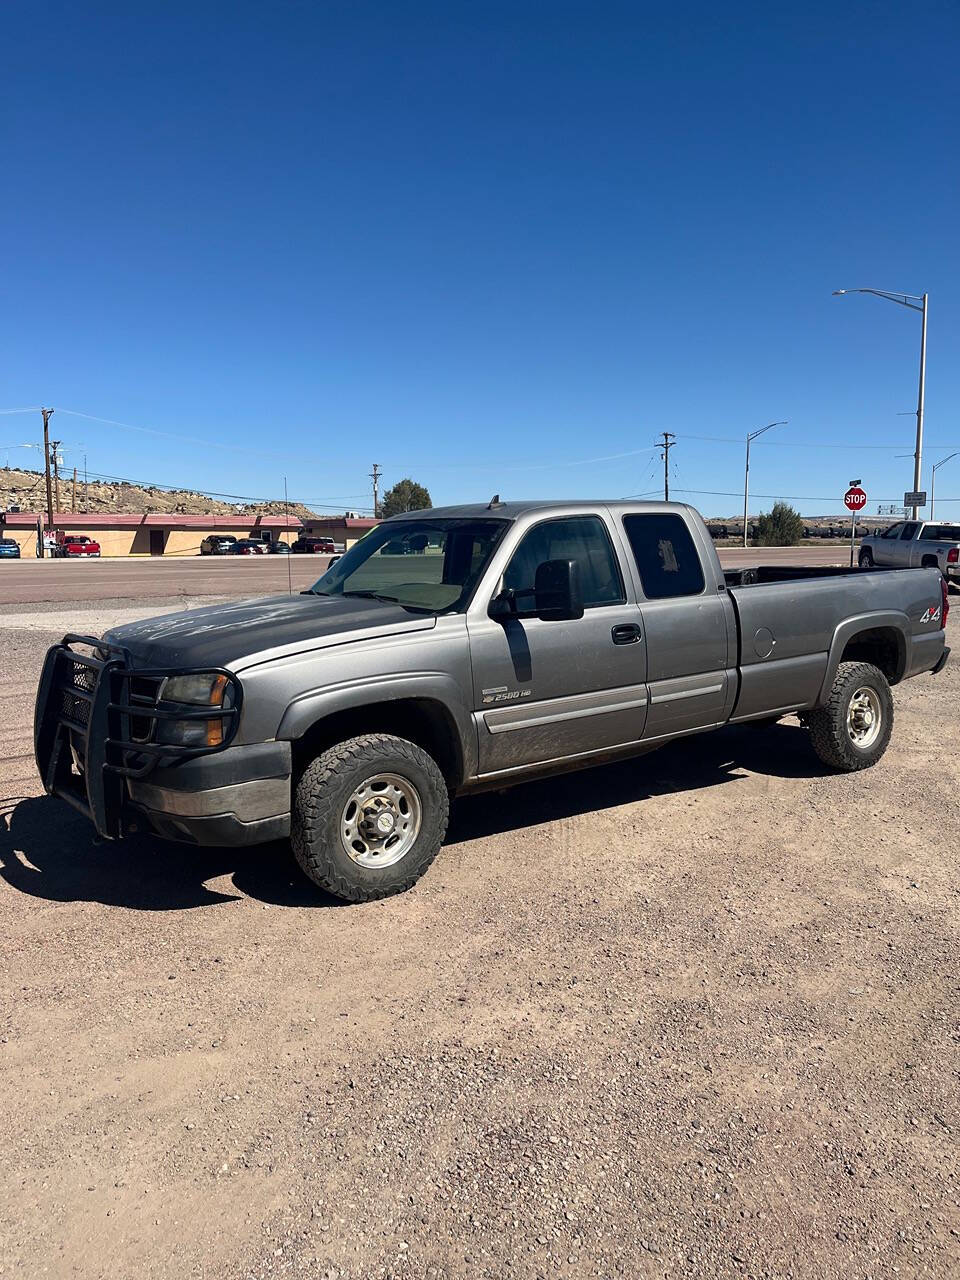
[54,532,101,558]
[232,538,269,555]
[35,499,949,904]
[291,536,335,554]
[0,537,21,559]
[859,520,960,590]
[200,535,239,556]
[267,540,291,554]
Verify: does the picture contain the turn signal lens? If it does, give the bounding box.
[157,672,235,748]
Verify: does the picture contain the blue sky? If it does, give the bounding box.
[2,1,958,516]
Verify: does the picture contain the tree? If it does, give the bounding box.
[754,501,804,547]
[381,478,432,519]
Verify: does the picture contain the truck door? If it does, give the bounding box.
[467,513,648,775]
[619,512,733,739]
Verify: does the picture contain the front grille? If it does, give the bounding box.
[68,660,96,694]
[60,688,91,727]
[127,675,163,742]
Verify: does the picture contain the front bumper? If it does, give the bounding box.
[33,634,261,844]
[126,741,291,845]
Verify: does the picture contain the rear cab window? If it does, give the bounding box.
[621,512,705,599]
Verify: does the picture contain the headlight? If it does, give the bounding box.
[157,671,236,748]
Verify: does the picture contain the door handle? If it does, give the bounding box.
[611,623,642,645]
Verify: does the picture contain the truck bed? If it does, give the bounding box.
[721,561,946,723]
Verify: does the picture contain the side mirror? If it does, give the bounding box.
[534,558,584,621]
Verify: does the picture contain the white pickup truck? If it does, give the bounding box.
[859,520,960,589]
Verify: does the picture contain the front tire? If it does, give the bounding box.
[858,548,874,568]
[806,661,893,771]
[291,733,449,902]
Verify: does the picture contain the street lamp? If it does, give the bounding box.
[833,288,928,518]
[931,452,958,520]
[743,421,787,547]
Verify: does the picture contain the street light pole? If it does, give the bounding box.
[742,421,787,547]
[833,288,928,519]
[915,293,928,519]
[930,452,958,520]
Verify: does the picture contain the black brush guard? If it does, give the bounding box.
[34,634,242,839]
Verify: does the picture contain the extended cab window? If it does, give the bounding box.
[622,513,705,599]
[502,516,625,608]
[919,524,960,540]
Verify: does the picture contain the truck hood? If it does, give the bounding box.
[103,593,437,669]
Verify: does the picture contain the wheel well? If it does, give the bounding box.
[839,627,905,684]
[290,698,464,789]
[920,553,939,569]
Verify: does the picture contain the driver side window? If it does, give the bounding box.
[502,516,625,609]
[882,524,904,539]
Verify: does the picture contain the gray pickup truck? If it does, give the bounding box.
[859,519,960,588]
[35,500,950,901]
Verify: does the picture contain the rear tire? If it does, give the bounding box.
[858,548,874,568]
[291,733,449,902]
[806,661,893,772]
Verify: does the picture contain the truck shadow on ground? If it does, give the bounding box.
[0,721,823,911]
[447,719,824,843]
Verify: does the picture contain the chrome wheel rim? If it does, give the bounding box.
[847,686,882,749]
[340,773,422,868]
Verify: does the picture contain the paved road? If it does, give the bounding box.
[1,545,854,605]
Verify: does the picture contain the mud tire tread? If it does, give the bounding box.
[806,660,893,772]
[291,733,449,902]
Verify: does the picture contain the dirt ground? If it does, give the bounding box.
[1,600,957,1280]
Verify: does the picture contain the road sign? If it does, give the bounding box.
[904,490,927,507]
[844,485,867,512]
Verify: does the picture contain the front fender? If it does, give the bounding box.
[274,671,478,783]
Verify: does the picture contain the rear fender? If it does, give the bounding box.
[817,612,909,702]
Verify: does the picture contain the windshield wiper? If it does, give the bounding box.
[342,589,401,603]
[342,589,435,613]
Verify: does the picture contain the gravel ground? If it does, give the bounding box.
[1,603,958,1280]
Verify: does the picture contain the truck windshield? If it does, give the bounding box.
[307,518,509,612]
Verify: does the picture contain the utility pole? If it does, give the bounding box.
[72,467,77,512]
[41,407,55,537]
[84,454,88,509]
[658,433,675,501]
[51,441,62,516]
[370,463,382,519]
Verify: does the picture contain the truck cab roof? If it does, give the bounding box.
[383,499,697,522]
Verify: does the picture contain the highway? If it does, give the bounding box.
[0,544,856,606]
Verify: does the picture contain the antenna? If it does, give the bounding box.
[284,476,293,595]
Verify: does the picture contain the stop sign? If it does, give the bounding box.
[844,485,867,512]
